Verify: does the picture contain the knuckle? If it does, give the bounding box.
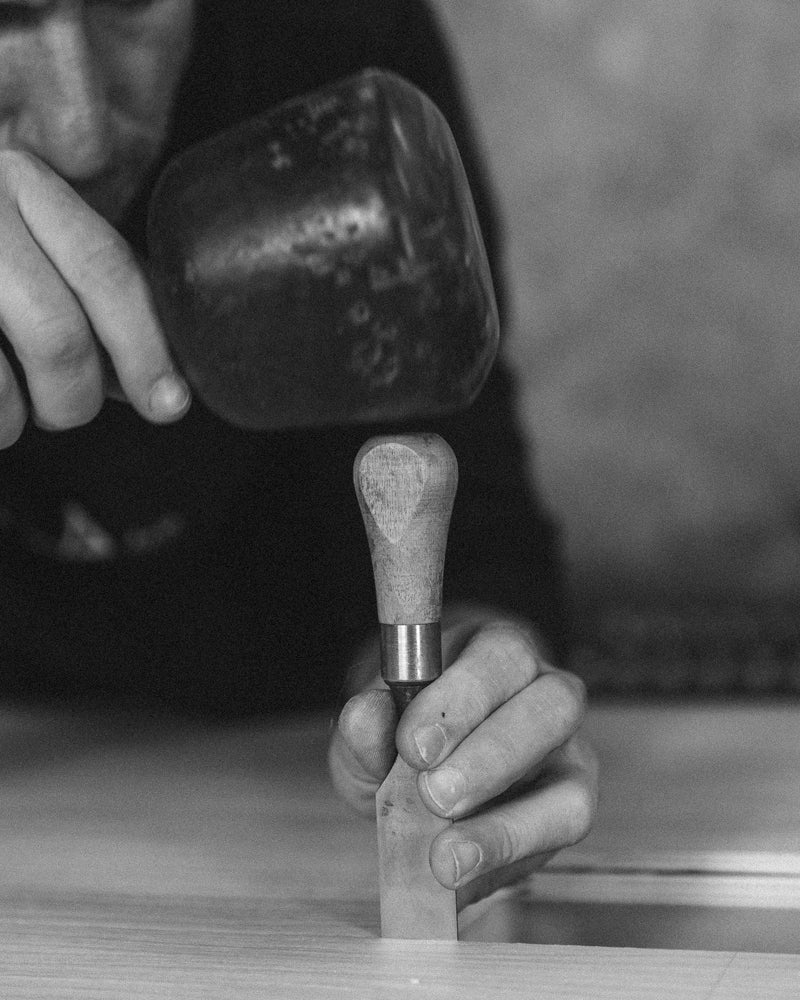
[565,780,597,845]
[484,622,539,670]
[542,670,587,737]
[0,149,38,192]
[0,364,17,404]
[0,406,26,448]
[496,628,538,674]
[0,424,24,448]
[459,624,540,709]
[44,332,95,375]
[0,369,25,447]
[74,234,141,294]
[23,345,104,431]
[571,731,599,779]
[18,316,95,375]
[565,671,589,722]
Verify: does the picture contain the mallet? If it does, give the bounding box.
[147,69,498,431]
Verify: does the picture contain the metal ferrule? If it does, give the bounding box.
[380,623,442,687]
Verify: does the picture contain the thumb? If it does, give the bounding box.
[328,688,396,815]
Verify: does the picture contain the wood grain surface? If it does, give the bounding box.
[0,702,798,997]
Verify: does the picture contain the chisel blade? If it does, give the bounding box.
[375,754,458,939]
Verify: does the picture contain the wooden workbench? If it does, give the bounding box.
[1,702,798,998]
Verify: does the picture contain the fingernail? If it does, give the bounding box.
[422,766,466,815]
[450,840,482,885]
[414,723,447,765]
[149,373,190,418]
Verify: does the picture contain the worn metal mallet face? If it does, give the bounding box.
[146,69,499,430]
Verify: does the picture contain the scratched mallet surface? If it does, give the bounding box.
[147,69,498,431]
[354,434,458,940]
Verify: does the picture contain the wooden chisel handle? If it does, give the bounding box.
[353,434,458,713]
[355,433,459,939]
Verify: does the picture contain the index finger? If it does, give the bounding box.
[6,151,190,422]
[395,622,550,769]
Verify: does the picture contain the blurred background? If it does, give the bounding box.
[431,0,800,691]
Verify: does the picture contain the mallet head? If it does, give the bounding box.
[147,69,499,430]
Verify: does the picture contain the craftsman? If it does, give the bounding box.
[0,0,597,904]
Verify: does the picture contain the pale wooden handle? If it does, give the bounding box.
[354,434,458,625]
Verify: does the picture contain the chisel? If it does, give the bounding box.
[354,433,459,940]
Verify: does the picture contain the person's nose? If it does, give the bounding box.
[10,17,114,180]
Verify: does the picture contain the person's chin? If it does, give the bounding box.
[73,136,163,224]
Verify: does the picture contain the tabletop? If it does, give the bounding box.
[1,700,798,998]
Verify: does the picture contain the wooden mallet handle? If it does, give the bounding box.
[354,434,458,712]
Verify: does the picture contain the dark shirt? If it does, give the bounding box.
[0,0,565,716]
